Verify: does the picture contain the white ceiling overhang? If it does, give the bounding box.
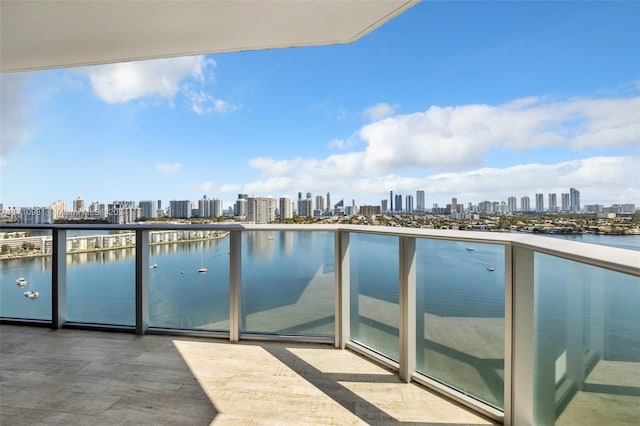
[0,0,418,73]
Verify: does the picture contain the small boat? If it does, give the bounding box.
[466,247,475,251]
[487,266,495,272]
[16,277,27,287]
[180,271,185,275]
[198,268,208,273]
[24,290,39,299]
[150,264,158,269]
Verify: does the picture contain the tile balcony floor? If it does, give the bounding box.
[1,325,497,425]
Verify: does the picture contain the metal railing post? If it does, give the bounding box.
[135,229,149,335]
[399,236,416,383]
[229,230,242,342]
[335,230,350,348]
[511,245,535,425]
[52,228,67,329]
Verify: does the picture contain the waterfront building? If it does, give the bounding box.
[450,197,458,217]
[139,200,157,219]
[107,202,141,224]
[315,195,325,212]
[381,199,388,213]
[20,207,54,224]
[326,192,331,213]
[390,191,394,212]
[478,200,492,213]
[548,193,558,213]
[73,197,85,212]
[570,187,581,212]
[507,196,517,213]
[170,200,192,219]
[234,198,247,218]
[49,200,66,220]
[334,199,345,215]
[521,196,531,213]
[213,199,223,217]
[247,196,276,223]
[297,192,313,217]
[278,197,293,219]
[535,193,544,213]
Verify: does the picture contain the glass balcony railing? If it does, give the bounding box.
[416,238,505,408]
[1,223,638,425]
[241,231,334,336]
[0,228,52,321]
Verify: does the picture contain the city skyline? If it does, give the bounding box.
[1,2,639,208]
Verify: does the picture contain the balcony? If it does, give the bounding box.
[1,223,639,425]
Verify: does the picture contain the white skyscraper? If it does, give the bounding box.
[507,196,517,213]
[279,197,293,219]
[247,196,276,223]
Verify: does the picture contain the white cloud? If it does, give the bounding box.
[195,181,216,192]
[156,162,182,175]
[186,89,239,115]
[363,102,398,121]
[238,156,639,206]
[83,56,238,115]
[356,96,640,173]
[0,73,35,164]
[86,57,212,104]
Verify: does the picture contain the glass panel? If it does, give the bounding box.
[66,230,135,325]
[149,230,230,331]
[0,228,52,320]
[350,233,399,360]
[416,239,505,408]
[241,231,334,336]
[534,253,640,425]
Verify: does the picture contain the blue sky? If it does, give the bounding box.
[1,1,639,211]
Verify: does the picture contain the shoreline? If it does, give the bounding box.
[0,231,230,261]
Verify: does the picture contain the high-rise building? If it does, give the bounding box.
[315,195,324,212]
[297,192,313,217]
[73,197,85,212]
[394,194,403,212]
[212,199,223,217]
[234,197,247,217]
[108,202,141,224]
[20,207,54,224]
[279,197,293,219]
[390,191,394,212]
[405,195,414,213]
[520,196,531,213]
[535,193,544,213]
[381,199,388,213]
[49,200,66,220]
[416,190,425,213]
[548,193,557,213]
[326,192,331,213]
[198,195,211,217]
[334,199,345,215]
[507,196,517,213]
[561,193,570,212]
[247,196,276,223]
[570,188,580,212]
[450,197,458,217]
[139,200,157,219]
[170,200,192,218]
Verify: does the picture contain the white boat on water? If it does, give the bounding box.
[466,246,475,251]
[487,266,495,272]
[150,264,158,269]
[16,277,27,287]
[198,268,208,273]
[24,290,39,299]
[24,278,39,299]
